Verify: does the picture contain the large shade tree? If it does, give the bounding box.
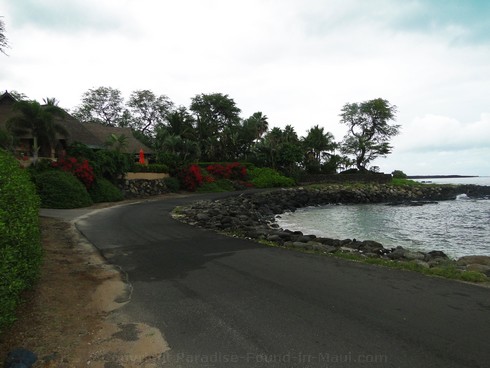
[127,90,174,135]
[73,86,129,127]
[339,98,399,171]
[7,100,69,160]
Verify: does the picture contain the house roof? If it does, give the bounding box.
[0,91,153,154]
[83,123,153,154]
[0,91,18,129]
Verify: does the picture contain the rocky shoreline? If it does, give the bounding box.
[175,184,490,277]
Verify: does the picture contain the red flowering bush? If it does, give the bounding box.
[206,162,247,181]
[178,164,204,191]
[52,156,95,189]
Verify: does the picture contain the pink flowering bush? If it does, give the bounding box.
[52,156,95,189]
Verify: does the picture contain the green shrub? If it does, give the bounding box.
[392,170,408,179]
[197,179,236,193]
[27,158,56,175]
[391,178,421,186]
[89,177,124,203]
[248,167,295,188]
[0,150,42,333]
[164,177,180,192]
[93,150,132,183]
[131,163,169,173]
[33,170,93,208]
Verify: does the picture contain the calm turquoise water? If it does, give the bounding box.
[276,180,490,258]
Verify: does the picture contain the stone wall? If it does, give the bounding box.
[119,178,169,198]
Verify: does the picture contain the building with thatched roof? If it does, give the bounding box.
[0,91,152,160]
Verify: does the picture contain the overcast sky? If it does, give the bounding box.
[1,0,489,175]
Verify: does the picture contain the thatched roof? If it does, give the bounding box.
[0,91,18,129]
[0,91,152,154]
[83,123,153,154]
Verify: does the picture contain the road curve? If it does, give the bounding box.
[76,193,490,368]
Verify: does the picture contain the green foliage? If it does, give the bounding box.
[190,93,241,161]
[66,142,97,161]
[164,177,180,192]
[72,86,127,127]
[127,89,173,134]
[93,149,132,183]
[89,177,123,203]
[340,98,399,171]
[27,158,56,175]
[197,179,235,193]
[392,170,407,179]
[330,252,488,283]
[131,163,169,173]
[0,150,42,333]
[248,167,295,188]
[390,178,422,186]
[7,100,68,159]
[33,170,93,208]
[0,128,14,151]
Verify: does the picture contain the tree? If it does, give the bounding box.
[244,112,269,141]
[7,100,69,160]
[0,128,14,151]
[302,125,337,173]
[339,98,399,171]
[190,93,241,161]
[127,90,173,135]
[9,90,28,101]
[105,133,128,153]
[154,125,200,170]
[43,97,60,106]
[0,17,8,55]
[72,87,128,127]
[164,106,196,140]
[253,125,303,176]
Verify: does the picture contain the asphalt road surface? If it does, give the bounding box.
[76,193,490,368]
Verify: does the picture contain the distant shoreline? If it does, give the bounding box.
[408,175,479,179]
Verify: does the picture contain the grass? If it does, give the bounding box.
[390,178,424,186]
[256,237,488,284]
[323,250,488,283]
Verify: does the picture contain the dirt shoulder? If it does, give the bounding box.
[0,212,170,367]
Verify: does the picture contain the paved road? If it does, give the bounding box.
[75,193,490,368]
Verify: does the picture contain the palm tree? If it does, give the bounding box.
[105,133,128,153]
[43,97,60,106]
[303,125,337,164]
[245,112,269,141]
[7,100,68,160]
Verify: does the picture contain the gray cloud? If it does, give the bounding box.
[4,0,123,33]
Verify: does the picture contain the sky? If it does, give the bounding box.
[1,0,489,176]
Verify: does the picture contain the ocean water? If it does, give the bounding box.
[412,176,490,186]
[276,179,490,259]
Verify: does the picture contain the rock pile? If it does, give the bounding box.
[119,179,169,198]
[176,185,490,276]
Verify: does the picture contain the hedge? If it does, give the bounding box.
[89,177,124,203]
[33,170,93,208]
[0,150,42,333]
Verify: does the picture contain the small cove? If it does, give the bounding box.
[276,196,490,259]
